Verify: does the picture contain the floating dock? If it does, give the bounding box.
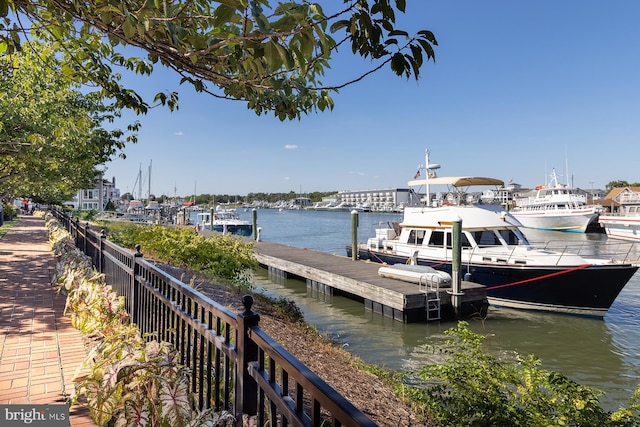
[251,240,487,323]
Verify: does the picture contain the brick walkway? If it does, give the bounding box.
[0,216,96,426]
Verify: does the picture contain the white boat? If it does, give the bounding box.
[197,207,252,236]
[510,169,600,232]
[598,190,640,242]
[347,149,639,318]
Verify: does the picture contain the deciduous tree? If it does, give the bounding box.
[0,42,138,202]
[1,0,437,120]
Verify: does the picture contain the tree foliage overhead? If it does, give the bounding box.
[0,42,138,202]
[1,0,438,120]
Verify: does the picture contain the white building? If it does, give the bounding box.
[68,176,121,211]
[337,188,420,212]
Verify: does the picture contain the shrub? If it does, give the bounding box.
[402,321,640,427]
[100,222,258,288]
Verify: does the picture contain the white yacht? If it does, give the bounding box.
[510,169,600,232]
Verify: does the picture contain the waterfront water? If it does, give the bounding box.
[197,208,640,411]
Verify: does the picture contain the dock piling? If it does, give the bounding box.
[351,210,359,261]
[449,218,465,316]
[252,208,258,240]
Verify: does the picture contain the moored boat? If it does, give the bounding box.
[197,207,252,236]
[599,190,640,242]
[346,150,639,318]
[510,169,601,232]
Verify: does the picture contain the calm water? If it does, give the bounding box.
[197,208,640,411]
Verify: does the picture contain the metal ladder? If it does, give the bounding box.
[419,276,441,321]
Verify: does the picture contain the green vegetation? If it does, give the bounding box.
[0,42,137,204]
[397,321,640,426]
[73,210,99,222]
[0,217,17,239]
[606,181,640,192]
[100,222,258,289]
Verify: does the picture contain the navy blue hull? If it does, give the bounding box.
[347,246,638,316]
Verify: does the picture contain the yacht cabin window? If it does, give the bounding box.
[427,230,472,248]
[498,229,521,245]
[427,230,444,247]
[445,233,472,249]
[471,230,501,247]
[408,229,426,245]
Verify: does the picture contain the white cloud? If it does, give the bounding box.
[284,144,298,150]
[174,131,184,136]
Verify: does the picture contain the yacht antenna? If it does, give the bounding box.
[425,149,431,204]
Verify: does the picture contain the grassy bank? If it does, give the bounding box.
[0,218,18,239]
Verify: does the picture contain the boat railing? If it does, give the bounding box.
[464,241,640,265]
[533,240,640,263]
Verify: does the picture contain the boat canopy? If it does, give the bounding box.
[408,176,504,188]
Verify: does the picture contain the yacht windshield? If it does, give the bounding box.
[498,229,527,245]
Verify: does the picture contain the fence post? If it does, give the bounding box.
[131,244,144,325]
[83,222,89,255]
[235,295,260,424]
[74,217,80,247]
[98,229,106,273]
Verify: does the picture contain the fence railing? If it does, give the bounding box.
[51,209,377,427]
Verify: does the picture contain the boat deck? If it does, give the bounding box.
[251,240,487,323]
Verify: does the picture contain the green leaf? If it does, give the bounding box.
[122,18,136,38]
[388,30,409,38]
[329,19,350,33]
[264,40,283,70]
[213,4,237,28]
[159,376,191,425]
[418,30,439,45]
[0,0,8,17]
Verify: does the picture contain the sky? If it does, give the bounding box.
[103,1,640,198]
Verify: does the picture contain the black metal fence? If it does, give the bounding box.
[51,209,377,427]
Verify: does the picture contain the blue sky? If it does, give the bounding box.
[104,1,640,198]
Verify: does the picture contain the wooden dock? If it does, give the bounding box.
[251,240,487,323]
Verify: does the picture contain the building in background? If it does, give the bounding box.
[336,188,420,212]
[67,176,121,211]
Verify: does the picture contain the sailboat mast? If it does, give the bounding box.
[148,160,152,201]
[138,163,142,200]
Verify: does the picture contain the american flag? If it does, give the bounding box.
[414,170,420,179]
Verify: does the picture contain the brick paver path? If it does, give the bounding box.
[0,216,96,426]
